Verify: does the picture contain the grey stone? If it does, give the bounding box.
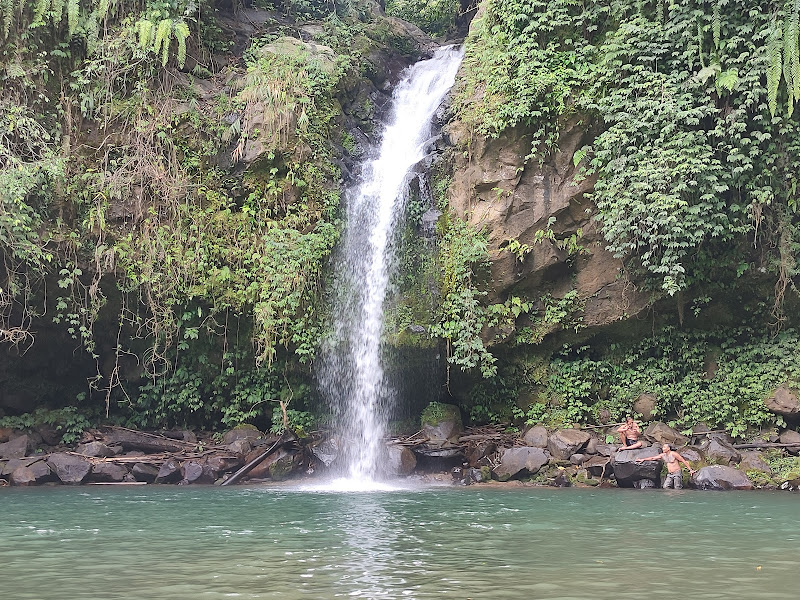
[633,393,658,420]
[421,403,463,445]
[585,437,599,455]
[156,458,183,483]
[182,461,213,484]
[131,463,159,483]
[522,426,548,448]
[570,453,587,465]
[643,422,688,446]
[594,443,617,457]
[311,438,340,468]
[465,441,496,467]
[0,435,30,459]
[222,425,263,445]
[493,447,550,481]
[46,453,91,484]
[547,429,591,460]
[10,466,36,486]
[90,462,128,482]
[779,429,800,455]
[226,439,252,456]
[764,385,800,420]
[693,465,753,490]
[386,444,417,476]
[675,446,705,463]
[76,442,116,458]
[738,451,772,475]
[611,446,663,488]
[700,437,741,465]
[1,456,40,476]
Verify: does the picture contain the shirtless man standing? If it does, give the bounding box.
[617,416,643,450]
[636,443,697,489]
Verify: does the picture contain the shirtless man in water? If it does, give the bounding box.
[617,416,643,450]
[636,443,697,489]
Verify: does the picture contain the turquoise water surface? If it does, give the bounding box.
[1,484,797,599]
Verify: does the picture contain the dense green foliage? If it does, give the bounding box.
[0,0,421,432]
[385,0,460,36]
[465,325,800,436]
[454,0,800,296]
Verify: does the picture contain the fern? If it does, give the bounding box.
[712,1,721,50]
[50,0,65,24]
[33,0,50,24]
[66,0,78,36]
[153,18,172,66]
[174,20,190,69]
[767,21,784,117]
[96,0,109,20]
[1,0,15,38]
[136,18,154,49]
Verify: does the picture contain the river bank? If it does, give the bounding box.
[2,417,799,491]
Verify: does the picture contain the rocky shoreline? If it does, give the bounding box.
[2,409,800,491]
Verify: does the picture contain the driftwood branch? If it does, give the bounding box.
[220,431,290,486]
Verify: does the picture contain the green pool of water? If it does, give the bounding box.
[1,484,797,599]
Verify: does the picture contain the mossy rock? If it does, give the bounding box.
[421,402,462,427]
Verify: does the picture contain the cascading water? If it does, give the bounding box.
[317,45,464,485]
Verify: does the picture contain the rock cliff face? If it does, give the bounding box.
[446,117,650,331]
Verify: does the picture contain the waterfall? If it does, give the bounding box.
[317,45,464,485]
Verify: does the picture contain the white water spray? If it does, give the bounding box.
[317,46,464,485]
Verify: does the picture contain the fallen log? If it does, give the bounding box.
[732,442,800,449]
[99,427,199,453]
[220,431,292,486]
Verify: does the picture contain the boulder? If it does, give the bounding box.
[643,422,688,447]
[1,456,41,476]
[583,455,612,478]
[585,437,599,454]
[90,462,128,482]
[780,429,800,456]
[76,442,116,458]
[0,434,30,459]
[36,424,62,446]
[421,403,463,445]
[633,393,658,420]
[131,463,159,483]
[594,443,617,457]
[226,439,252,456]
[738,451,772,475]
[205,455,244,477]
[46,453,91,484]
[611,446,663,488]
[692,465,753,490]
[155,458,183,483]
[311,438,340,468]
[492,447,549,481]
[700,437,741,465]
[386,444,417,476]
[465,441,496,467]
[570,454,587,465]
[268,451,297,481]
[764,385,800,420]
[547,429,591,460]
[522,426,548,448]
[181,460,212,484]
[10,466,36,486]
[675,446,705,463]
[0,427,13,443]
[222,425,263,445]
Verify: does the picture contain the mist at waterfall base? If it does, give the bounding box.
[315,46,464,489]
